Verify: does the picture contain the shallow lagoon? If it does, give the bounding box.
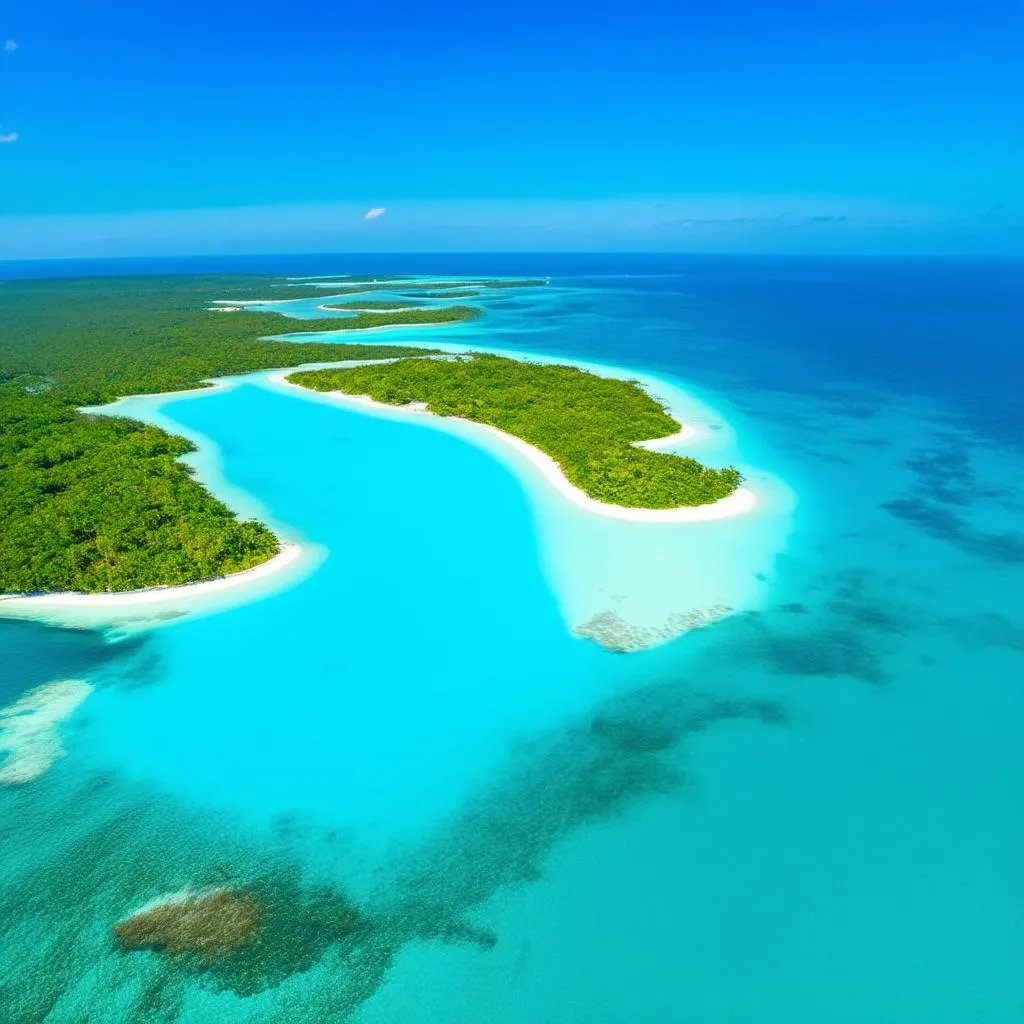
[2,257,1023,1022]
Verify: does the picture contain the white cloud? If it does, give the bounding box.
[363,206,387,221]
[0,197,1012,261]
[0,132,18,144]
[3,40,17,52]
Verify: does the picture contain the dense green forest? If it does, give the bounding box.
[310,305,478,327]
[0,275,447,594]
[288,355,741,509]
[476,279,547,288]
[320,301,418,310]
[396,289,481,299]
[209,277,543,302]
[302,279,545,297]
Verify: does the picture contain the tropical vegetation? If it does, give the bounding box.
[311,305,478,327]
[304,279,546,297]
[396,290,481,299]
[0,275,445,594]
[320,301,417,310]
[288,354,741,509]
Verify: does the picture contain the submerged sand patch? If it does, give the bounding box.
[0,678,94,784]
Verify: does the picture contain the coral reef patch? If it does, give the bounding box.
[115,889,261,959]
[574,606,732,652]
[1,679,787,1021]
[113,872,361,997]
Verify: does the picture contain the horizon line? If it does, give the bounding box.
[4,250,1022,266]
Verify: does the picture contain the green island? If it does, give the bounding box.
[0,272,733,596]
[312,305,478,326]
[0,275,449,594]
[294,278,546,298]
[287,354,741,509]
[319,300,418,311]
[374,279,545,291]
[397,289,481,299]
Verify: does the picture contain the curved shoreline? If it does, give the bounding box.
[0,542,309,622]
[209,298,478,337]
[0,324,766,627]
[269,376,757,524]
[282,319,468,336]
[0,375,322,626]
[314,304,422,314]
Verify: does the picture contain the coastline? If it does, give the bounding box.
[210,297,476,335]
[0,542,310,625]
[314,304,421,314]
[260,352,792,650]
[0,318,780,639]
[634,425,697,450]
[0,377,324,629]
[268,375,758,524]
[278,319,469,337]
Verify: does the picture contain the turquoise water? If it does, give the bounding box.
[2,259,1023,1021]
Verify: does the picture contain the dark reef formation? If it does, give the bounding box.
[113,874,361,998]
[1,678,787,1022]
[115,890,261,959]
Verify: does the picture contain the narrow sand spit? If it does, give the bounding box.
[0,679,94,785]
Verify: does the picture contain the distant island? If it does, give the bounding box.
[286,278,546,298]
[395,289,481,299]
[288,354,741,510]
[318,300,419,311]
[310,304,479,326]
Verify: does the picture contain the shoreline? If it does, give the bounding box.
[314,303,422,314]
[0,376,316,625]
[285,318,468,336]
[207,299,476,337]
[0,542,308,618]
[269,375,757,524]
[635,425,697,450]
[0,324,770,631]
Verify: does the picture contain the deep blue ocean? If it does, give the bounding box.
[1,254,1023,1022]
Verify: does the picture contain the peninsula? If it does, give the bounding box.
[0,275,448,595]
[283,278,546,298]
[310,305,479,326]
[287,354,741,509]
[0,273,744,604]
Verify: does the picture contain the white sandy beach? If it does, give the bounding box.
[0,373,327,629]
[635,425,697,450]
[261,358,791,649]
[285,320,470,336]
[268,375,758,524]
[0,334,777,644]
[210,300,473,337]
[0,543,307,622]
[314,304,421,314]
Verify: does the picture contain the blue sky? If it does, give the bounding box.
[1,0,1022,256]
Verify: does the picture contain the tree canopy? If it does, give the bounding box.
[288,355,741,509]
[0,275,448,593]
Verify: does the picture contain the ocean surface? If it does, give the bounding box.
[2,254,1023,1022]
